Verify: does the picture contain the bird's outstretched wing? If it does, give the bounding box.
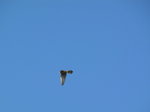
[60,74,66,85]
[60,70,67,85]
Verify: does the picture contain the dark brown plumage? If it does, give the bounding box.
[60,70,73,85]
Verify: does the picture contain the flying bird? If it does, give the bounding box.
[60,70,73,85]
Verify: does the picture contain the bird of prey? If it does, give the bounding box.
[60,70,73,85]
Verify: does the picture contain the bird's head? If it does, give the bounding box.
[67,70,73,74]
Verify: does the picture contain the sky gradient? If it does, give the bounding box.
[0,1,150,112]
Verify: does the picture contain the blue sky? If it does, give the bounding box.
[0,1,150,112]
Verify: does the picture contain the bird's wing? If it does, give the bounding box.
[60,74,67,85]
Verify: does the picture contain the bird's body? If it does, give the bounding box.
[60,70,73,85]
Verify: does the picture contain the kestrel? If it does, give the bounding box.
[60,70,73,85]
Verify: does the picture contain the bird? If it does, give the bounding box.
[60,70,73,85]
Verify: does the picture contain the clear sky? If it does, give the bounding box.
[0,1,150,112]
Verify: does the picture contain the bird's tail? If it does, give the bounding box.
[67,70,73,74]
